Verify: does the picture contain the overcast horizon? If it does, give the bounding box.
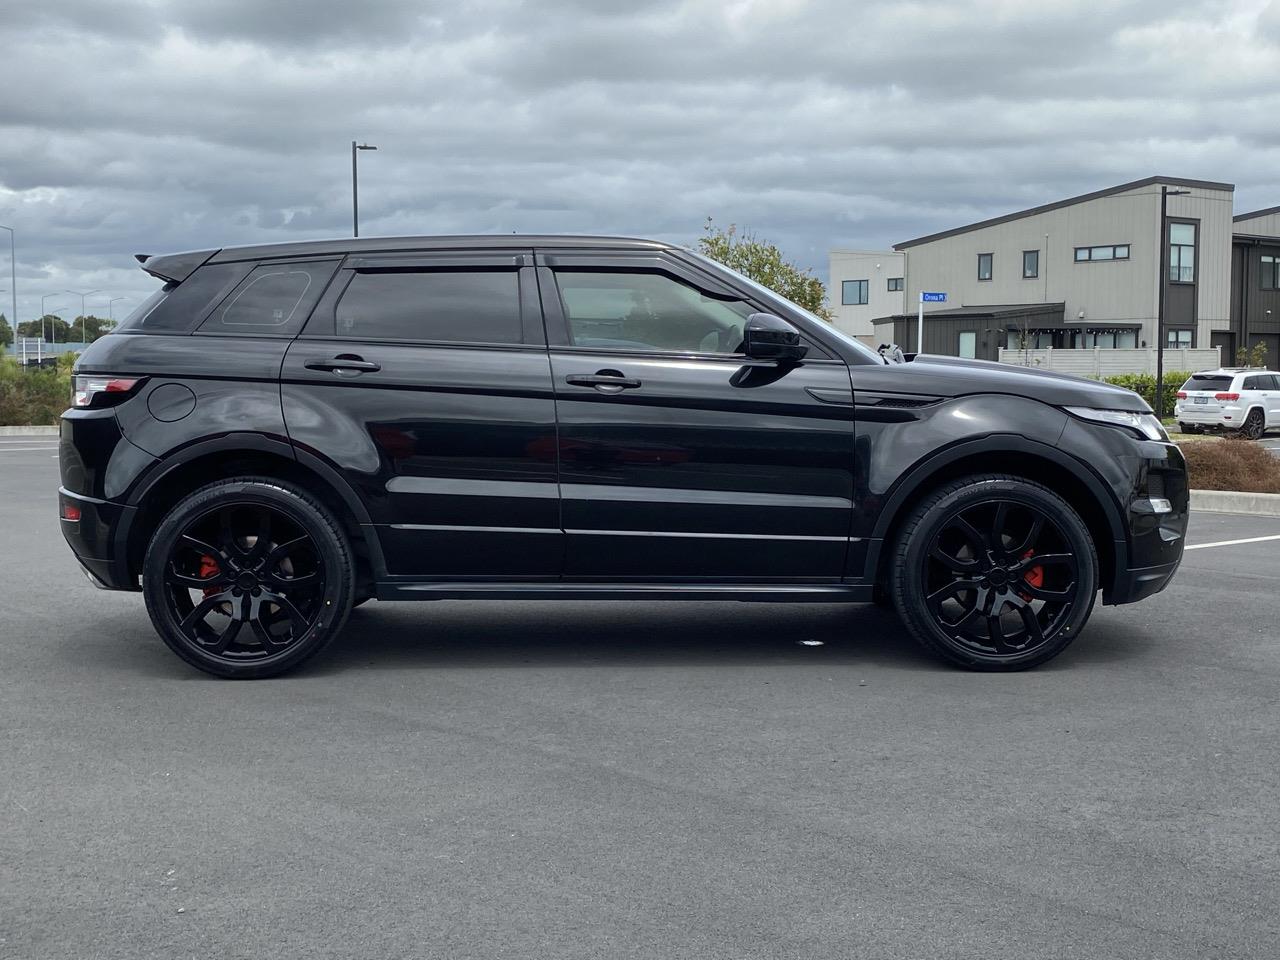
[3,0,1280,323]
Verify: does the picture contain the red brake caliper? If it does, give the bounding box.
[1020,548,1043,601]
[199,555,222,598]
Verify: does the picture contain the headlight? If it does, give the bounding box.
[1064,406,1168,441]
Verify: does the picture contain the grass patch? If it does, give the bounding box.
[1179,439,1280,493]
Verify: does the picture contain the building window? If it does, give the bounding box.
[1167,329,1193,348]
[977,253,993,281]
[1169,223,1195,282]
[1262,255,1280,291]
[842,279,869,305]
[957,330,977,359]
[1074,244,1131,262]
[1022,250,1039,279]
[887,277,903,292]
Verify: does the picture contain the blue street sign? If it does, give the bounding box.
[921,292,947,302]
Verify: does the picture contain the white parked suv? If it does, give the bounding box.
[1175,368,1280,439]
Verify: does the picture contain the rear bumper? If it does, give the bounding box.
[59,488,139,591]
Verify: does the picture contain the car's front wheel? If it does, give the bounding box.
[889,475,1098,671]
[142,478,355,679]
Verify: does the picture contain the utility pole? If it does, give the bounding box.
[66,288,100,347]
[1156,186,1191,418]
[351,141,378,237]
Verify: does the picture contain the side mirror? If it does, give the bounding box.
[743,313,808,362]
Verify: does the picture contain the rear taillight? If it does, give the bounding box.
[72,376,143,409]
[60,499,81,522]
[1215,392,1240,402]
[1176,391,1187,399]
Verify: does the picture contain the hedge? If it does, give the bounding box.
[1100,371,1192,419]
[0,355,75,426]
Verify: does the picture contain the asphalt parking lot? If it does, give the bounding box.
[2,435,1278,960]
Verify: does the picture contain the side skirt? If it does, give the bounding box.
[375,582,875,603]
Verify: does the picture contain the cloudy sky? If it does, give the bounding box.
[2,0,1280,324]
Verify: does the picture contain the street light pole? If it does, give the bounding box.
[1156,186,1191,419]
[66,288,100,347]
[351,141,378,237]
[108,297,129,328]
[40,294,63,346]
[0,225,15,358]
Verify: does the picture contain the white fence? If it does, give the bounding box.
[997,347,1221,377]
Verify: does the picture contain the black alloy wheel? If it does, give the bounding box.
[1243,408,1265,440]
[143,479,354,678]
[890,475,1098,670]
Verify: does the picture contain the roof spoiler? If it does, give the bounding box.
[134,248,219,283]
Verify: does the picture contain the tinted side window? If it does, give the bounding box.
[1244,376,1263,390]
[555,270,752,354]
[198,260,336,337]
[116,263,251,333]
[334,270,521,344]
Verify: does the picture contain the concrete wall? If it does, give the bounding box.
[997,346,1221,377]
[899,181,1234,350]
[828,250,904,340]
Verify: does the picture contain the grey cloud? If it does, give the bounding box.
[0,0,1277,325]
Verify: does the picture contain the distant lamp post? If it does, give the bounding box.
[66,288,101,347]
[40,293,63,345]
[1156,186,1192,418]
[0,225,15,357]
[351,141,378,237]
[108,297,129,327]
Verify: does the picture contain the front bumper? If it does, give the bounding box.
[59,488,139,591]
[1105,555,1181,605]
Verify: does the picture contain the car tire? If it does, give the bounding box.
[1243,408,1265,440]
[889,474,1098,671]
[142,477,355,679]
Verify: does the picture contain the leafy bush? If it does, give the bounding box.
[0,357,73,425]
[1101,371,1192,419]
[1180,439,1280,493]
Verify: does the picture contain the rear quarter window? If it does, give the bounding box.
[197,260,337,337]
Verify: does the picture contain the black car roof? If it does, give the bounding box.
[138,234,678,282]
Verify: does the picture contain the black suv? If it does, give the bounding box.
[59,235,1187,678]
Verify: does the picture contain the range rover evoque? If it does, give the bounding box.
[59,235,1188,678]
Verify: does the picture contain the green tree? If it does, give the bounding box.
[697,219,835,321]
[17,315,71,343]
[0,314,12,349]
[74,314,116,342]
[1236,340,1268,368]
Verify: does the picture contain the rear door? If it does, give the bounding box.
[281,250,562,580]
[1181,372,1235,416]
[537,249,855,582]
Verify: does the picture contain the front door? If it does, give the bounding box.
[282,250,562,579]
[537,251,855,581]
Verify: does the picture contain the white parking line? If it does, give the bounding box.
[1186,534,1280,551]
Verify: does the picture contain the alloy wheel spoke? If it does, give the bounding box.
[267,536,309,564]
[927,579,979,604]
[1022,580,1076,602]
[1014,552,1074,573]
[986,614,1010,653]
[263,592,312,636]
[953,515,991,552]
[244,509,273,564]
[992,502,1010,552]
[179,591,233,633]
[207,615,243,654]
[1016,604,1046,646]
[929,542,980,573]
[166,562,228,590]
[1007,516,1045,557]
[264,569,320,589]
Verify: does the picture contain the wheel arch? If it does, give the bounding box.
[119,434,381,588]
[867,436,1126,597]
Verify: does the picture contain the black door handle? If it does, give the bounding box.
[305,354,381,374]
[565,371,642,392]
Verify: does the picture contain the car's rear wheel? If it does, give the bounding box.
[889,475,1098,671]
[1179,422,1199,435]
[1242,408,1265,440]
[142,478,355,679]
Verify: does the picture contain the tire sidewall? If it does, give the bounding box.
[895,478,1098,670]
[142,480,354,678]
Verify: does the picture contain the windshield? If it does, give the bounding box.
[683,250,884,364]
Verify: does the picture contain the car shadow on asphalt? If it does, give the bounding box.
[78,599,1154,679]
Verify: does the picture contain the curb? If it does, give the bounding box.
[1190,489,1280,517]
[0,425,59,436]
